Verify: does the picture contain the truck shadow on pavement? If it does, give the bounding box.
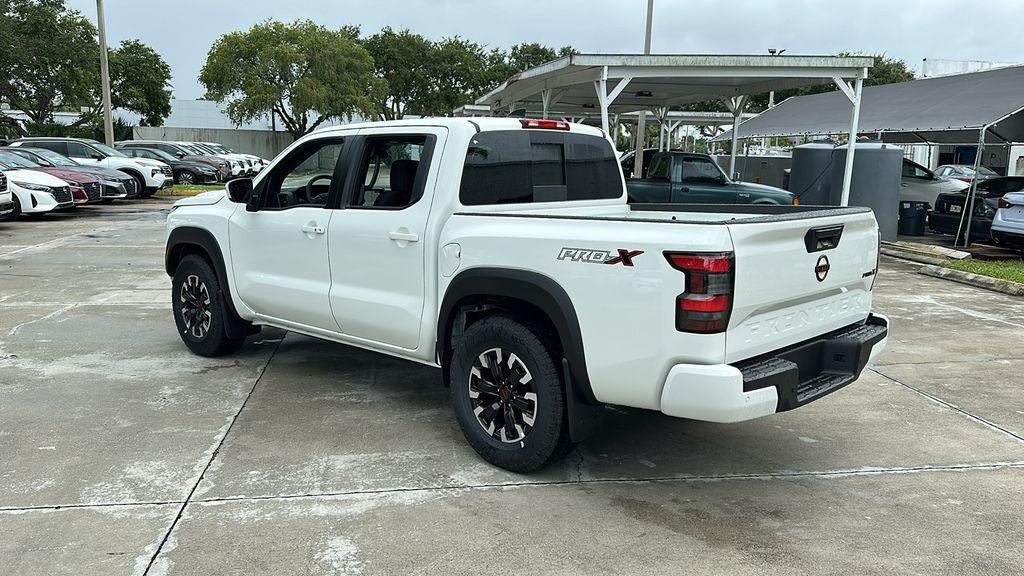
[242,331,958,483]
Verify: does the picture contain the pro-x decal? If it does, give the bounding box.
[557,247,644,266]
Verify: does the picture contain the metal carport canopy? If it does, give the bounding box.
[712,65,1024,145]
[476,53,873,204]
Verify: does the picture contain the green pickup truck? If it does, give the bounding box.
[624,150,796,205]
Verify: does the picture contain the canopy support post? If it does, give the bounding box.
[956,127,987,248]
[593,68,631,136]
[724,95,748,180]
[834,75,864,206]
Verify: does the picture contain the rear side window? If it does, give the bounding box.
[459,130,622,205]
[32,141,68,155]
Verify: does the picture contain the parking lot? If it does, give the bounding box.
[2,200,1023,575]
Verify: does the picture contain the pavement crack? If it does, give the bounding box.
[871,367,1024,444]
[139,336,284,576]
[0,499,183,514]
[186,461,1024,507]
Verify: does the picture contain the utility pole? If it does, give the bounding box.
[633,0,654,178]
[96,0,114,146]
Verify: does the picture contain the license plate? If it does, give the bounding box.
[950,205,962,213]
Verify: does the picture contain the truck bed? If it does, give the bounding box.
[457,202,872,226]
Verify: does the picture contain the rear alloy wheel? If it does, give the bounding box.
[177,170,196,185]
[450,316,570,472]
[468,347,539,443]
[171,255,246,357]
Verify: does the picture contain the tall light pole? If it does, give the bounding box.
[96,0,114,146]
[633,0,654,178]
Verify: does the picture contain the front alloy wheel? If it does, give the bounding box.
[469,347,538,443]
[177,171,196,185]
[171,254,246,357]
[179,274,212,339]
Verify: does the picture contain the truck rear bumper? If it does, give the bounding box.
[660,313,889,423]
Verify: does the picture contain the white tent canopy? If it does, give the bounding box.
[475,53,872,204]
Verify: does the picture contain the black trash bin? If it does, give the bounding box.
[898,201,928,236]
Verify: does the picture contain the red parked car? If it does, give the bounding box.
[0,150,102,205]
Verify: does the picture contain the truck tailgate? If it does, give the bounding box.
[725,211,878,363]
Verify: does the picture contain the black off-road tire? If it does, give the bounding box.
[171,255,246,357]
[449,315,571,472]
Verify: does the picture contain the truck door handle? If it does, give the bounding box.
[388,230,419,243]
[301,223,326,235]
[679,186,690,193]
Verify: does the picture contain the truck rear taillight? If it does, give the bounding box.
[520,119,570,130]
[999,198,1014,209]
[665,252,734,334]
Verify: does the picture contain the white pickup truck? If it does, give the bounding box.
[165,118,889,471]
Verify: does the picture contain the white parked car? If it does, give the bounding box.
[165,117,889,472]
[901,158,969,208]
[197,142,267,174]
[176,142,244,177]
[0,172,14,219]
[0,164,74,218]
[10,137,172,196]
[990,192,1024,248]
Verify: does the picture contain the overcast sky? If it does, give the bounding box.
[68,0,1024,100]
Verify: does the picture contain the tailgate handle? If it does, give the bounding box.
[804,225,844,253]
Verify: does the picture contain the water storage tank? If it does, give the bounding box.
[789,141,836,205]
[830,142,903,241]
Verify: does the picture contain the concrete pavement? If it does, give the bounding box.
[1,202,1022,575]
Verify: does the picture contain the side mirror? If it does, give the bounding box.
[91,153,105,160]
[226,178,253,204]
[176,152,185,158]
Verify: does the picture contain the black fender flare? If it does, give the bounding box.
[165,226,248,336]
[437,267,597,405]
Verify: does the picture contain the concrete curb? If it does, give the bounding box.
[155,187,220,198]
[883,241,971,260]
[918,264,1024,297]
[880,247,947,266]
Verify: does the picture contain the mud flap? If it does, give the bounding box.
[563,358,606,443]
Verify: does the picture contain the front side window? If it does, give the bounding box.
[903,161,930,179]
[460,130,622,206]
[258,139,344,209]
[91,142,127,158]
[647,155,670,180]
[347,135,429,209]
[67,142,92,158]
[679,156,726,183]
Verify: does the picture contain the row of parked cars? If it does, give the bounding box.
[0,137,268,219]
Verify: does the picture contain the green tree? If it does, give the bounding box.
[483,43,577,89]
[426,36,495,116]
[0,0,98,130]
[0,0,173,134]
[747,54,915,111]
[362,27,436,120]
[200,20,381,139]
[108,40,172,126]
